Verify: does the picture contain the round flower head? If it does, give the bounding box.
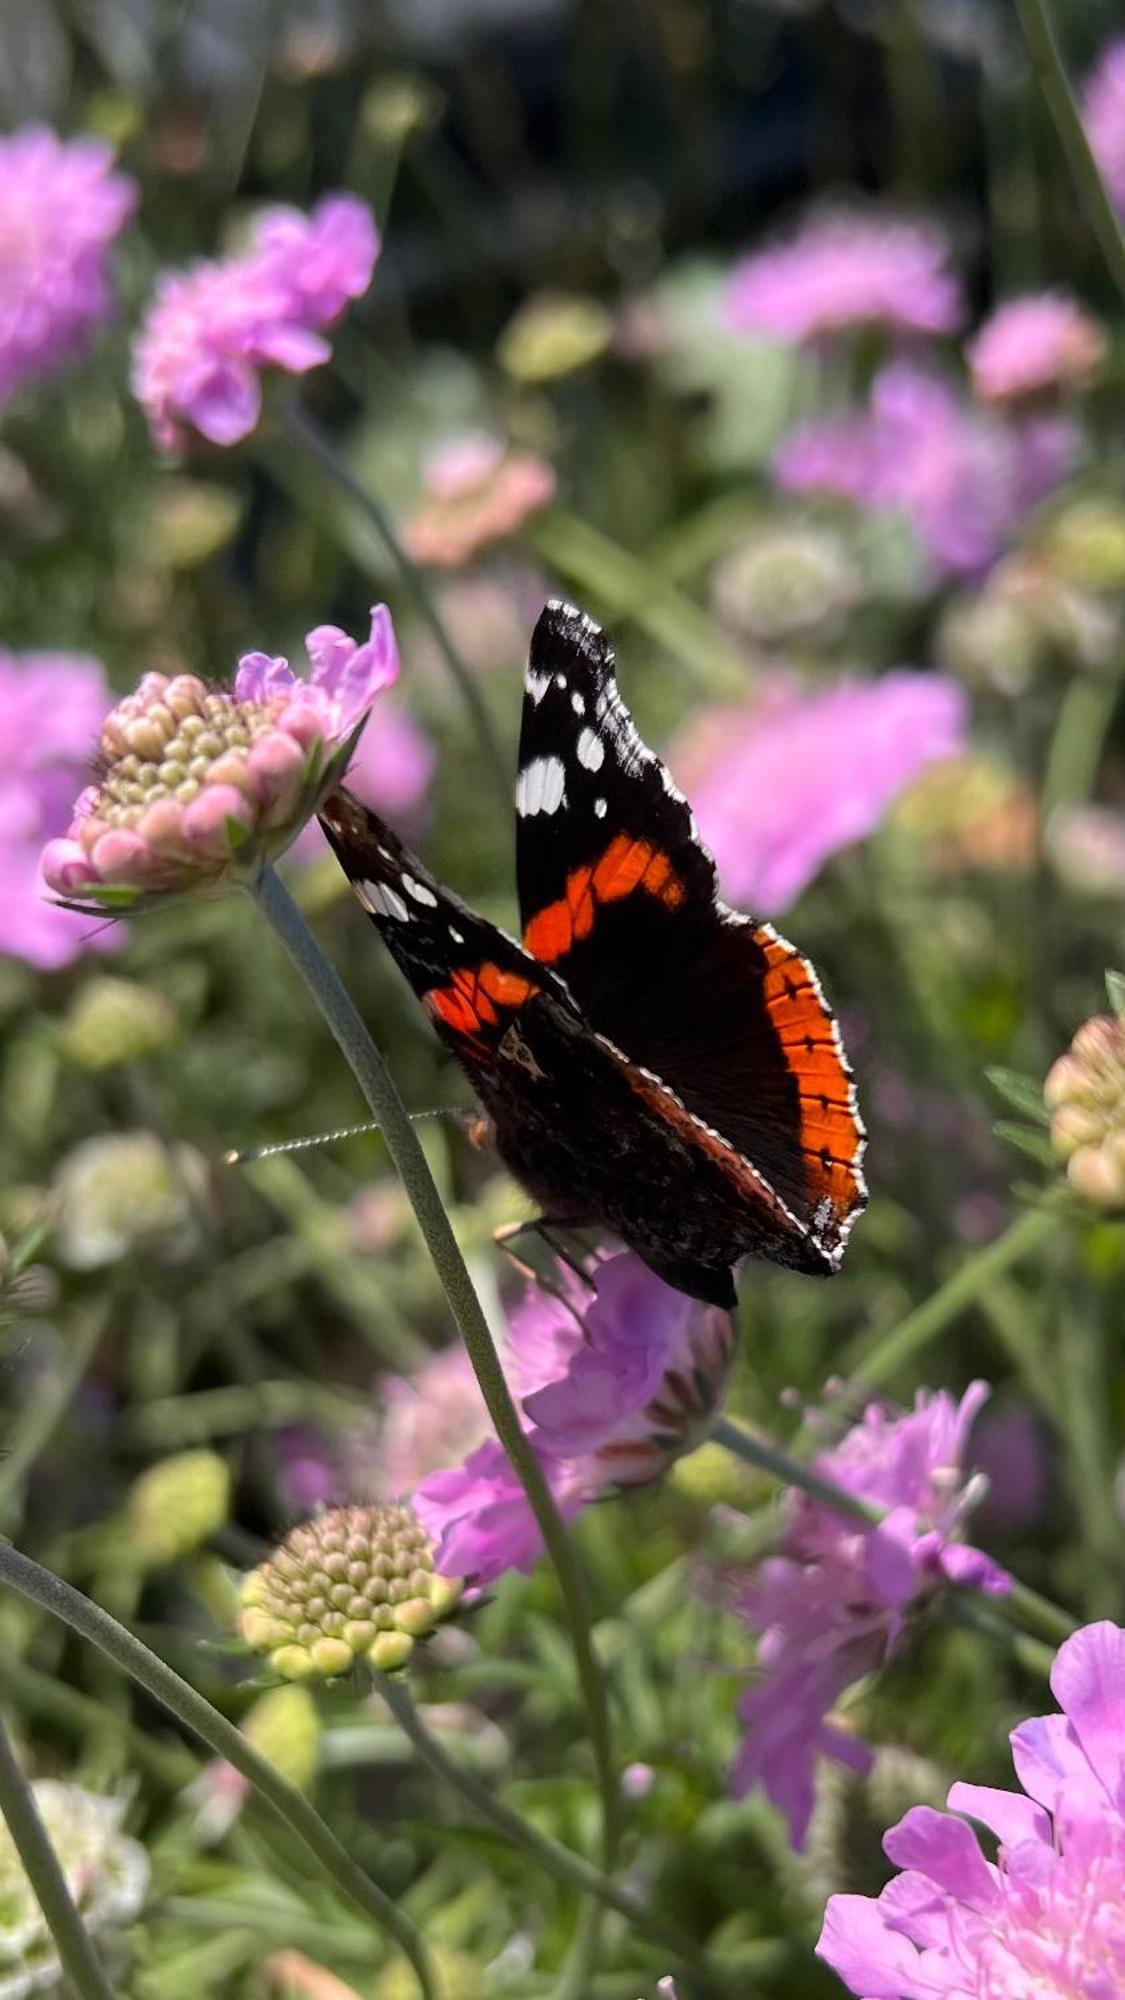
[818,1619,1125,1998]
[0,1781,149,1993]
[239,1503,463,1679]
[0,127,136,407]
[710,521,859,644]
[968,291,1106,404]
[1045,1013,1125,1208]
[42,606,398,912]
[53,1130,207,1268]
[401,432,556,568]
[728,210,963,343]
[128,1449,232,1566]
[1083,37,1125,219]
[132,193,379,451]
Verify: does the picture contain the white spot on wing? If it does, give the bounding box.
[361,880,410,922]
[450,927,464,943]
[576,727,605,772]
[516,754,567,817]
[594,797,607,818]
[571,691,585,715]
[402,873,437,908]
[526,670,551,705]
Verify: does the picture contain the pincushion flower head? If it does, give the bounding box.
[968,291,1106,405]
[818,1619,1125,1998]
[414,1251,735,1589]
[729,1383,1008,1849]
[132,193,379,451]
[0,1781,149,1995]
[0,126,136,407]
[1045,1012,1125,1209]
[728,210,963,343]
[42,606,398,913]
[240,1503,463,1679]
[401,432,556,568]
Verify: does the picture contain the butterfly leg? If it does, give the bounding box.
[493,1216,597,1292]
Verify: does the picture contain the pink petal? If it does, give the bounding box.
[946,1781,1051,1850]
[41,837,97,895]
[1049,1619,1125,1809]
[1010,1712,1102,1816]
[817,1894,940,1998]
[882,1806,1000,1911]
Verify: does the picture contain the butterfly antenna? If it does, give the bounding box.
[225,1110,456,1168]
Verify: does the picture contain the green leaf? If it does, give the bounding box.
[1106,969,1125,1018]
[994,1122,1057,1168]
[986,1068,1050,1124]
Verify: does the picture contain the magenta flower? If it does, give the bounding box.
[42,606,398,912]
[0,650,119,970]
[818,1619,1125,1997]
[670,672,966,915]
[1083,37,1125,218]
[132,194,379,451]
[0,127,136,407]
[414,1252,735,1589]
[729,1383,1008,1848]
[402,432,557,568]
[371,1343,490,1498]
[728,211,962,343]
[968,291,1106,403]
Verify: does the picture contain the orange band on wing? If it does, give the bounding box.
[757,931,863,1211]
[425,962,538,1037]
[524,839,685,965]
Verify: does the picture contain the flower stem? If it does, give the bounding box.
[0,1707,116,2000]
[281,401,510,795]
[528,510,748,696]
[1012,0,1125,307]
[250,865,620,1861]
[0,1299,109,1525]
[376,1674,708,1975]
[0,1542,435,2000]
[845,1199,1064,1387]
[1040,674,1121,825]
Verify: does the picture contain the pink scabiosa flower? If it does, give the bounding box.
[968,292,1106,404]
[777,361,1078,576]
[401,433,557,568]
[818,1619,1125,1997]
[728,211,963,343]
[42,606,398,912]
[1083,37,1125,218]
[368,1342,491,1497]
[671,672,966,915]
[0,649,119,969]
[132,193,379,451]
[729,1383,1008,1848]
[414,1251,735,1589]
[0,127,136,407]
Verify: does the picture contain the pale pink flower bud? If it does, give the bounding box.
[1046,1012,1125,1209]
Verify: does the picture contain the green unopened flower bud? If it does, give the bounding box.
[1042,497,1125,592]
[53,1130,206,1268]
[373,1946,484,2000]
[711,523,858,644]
[1045,1014,1125,1209]
[498,291,613,383]
[59,977,178,1071]
[242,1684,321,1792]
[240,1504,462,1681]
[0,1782,149,1994]
[128,1450,231,1565]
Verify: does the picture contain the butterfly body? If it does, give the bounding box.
[319,602,866,1308]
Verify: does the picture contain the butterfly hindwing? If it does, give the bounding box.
[515,601,866,1267]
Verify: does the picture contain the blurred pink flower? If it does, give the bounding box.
[414,1252,734,1588]
[372,1343,490,1497]
[42,606,398,911]
[132,194,379,450]
[0,650,118,969]
[1083,37,1125,217]
[730,1383,1008,1848]
[818,1619,1125,1996]
[968,292,1106,403]
[728,211,962,342]
[401,432,556,567]
[777,362,1077,575]
[671,672,966,914]
[971,1400,1052,1537]
[0,127,136,407]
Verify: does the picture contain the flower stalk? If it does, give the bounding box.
[0,1710,117,2000]
[248,864,620,1859]
[0,1540,436,2000]
[1013,0,1125,307]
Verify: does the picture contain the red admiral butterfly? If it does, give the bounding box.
[319,601,866,1308]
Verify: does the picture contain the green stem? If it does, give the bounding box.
[0,1650,193,1788]
[1012,0,1125,305]
[845,1200,1064,1386]
[0,1543,435,2000]
[377,1675,705,1973]
[0,1301,109,1523]
[282,401,510,795]
[529,510,748,696]
[0,1704,116,2000]
[1041,674,1120,824]
[249,865,620,1865]
[710,1414,1076,1653]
